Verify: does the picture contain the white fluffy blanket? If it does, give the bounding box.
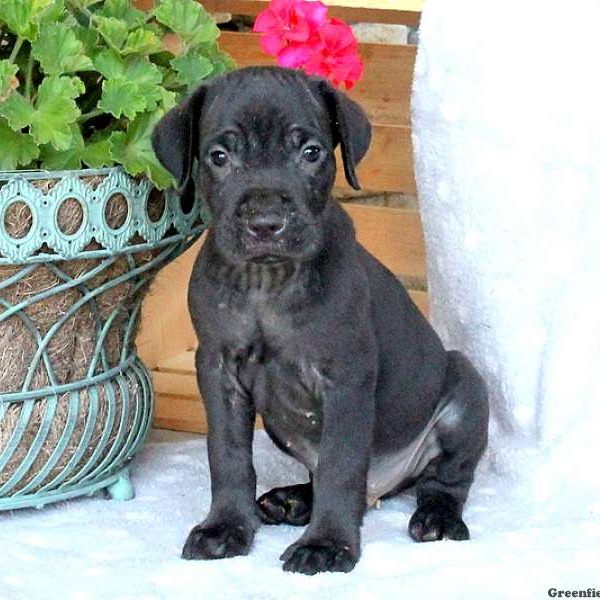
[412,0,600,501]
[2,429,598,599]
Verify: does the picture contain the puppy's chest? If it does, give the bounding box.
[233,337,325,412]
[217,294,293,350]
[244,347,326,464]
[213,279,328,458]
[222,310,327,454]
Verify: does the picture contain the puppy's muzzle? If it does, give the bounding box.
[238,189,294,243]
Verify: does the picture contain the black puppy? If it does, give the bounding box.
[152,66,488,575]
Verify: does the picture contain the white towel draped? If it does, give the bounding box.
[412,0,600,498]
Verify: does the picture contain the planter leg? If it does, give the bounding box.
[106,468,135,501]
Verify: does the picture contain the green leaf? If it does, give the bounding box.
[98,77,145,119]
[29,75,84,150]
[82,135,114,168]
[97,0,146,30]
[122,28,164,56]
[0,118,39,169]
[0,0,54,41]
[38,0,65,23]
[109,110,173,189]
[211,54,236,76]
[194,42,236,75]
[2,77,84,147]
[125,57,163,110]
[95,54,163,114]
[171,53,213,89]
[160,88,178,111]
[73,23,100,56]
[0,92,34,131]
[93,48,124,79]
[32,22,94,75]
[0,59,19,101]
[95,15,128,50]
[153,0,219,47]
[126,57,162,84]
[39,124,84,170]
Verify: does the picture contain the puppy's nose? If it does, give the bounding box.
[246,213,286,239]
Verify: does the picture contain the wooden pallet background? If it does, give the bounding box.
[136,0,425,433]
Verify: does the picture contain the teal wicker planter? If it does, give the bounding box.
[0,167,205,510]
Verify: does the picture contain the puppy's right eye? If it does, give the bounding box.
[210,150,229,167]
[302,146,321,163]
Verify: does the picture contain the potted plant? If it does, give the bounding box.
[0,0,233,510]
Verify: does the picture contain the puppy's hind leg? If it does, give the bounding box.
[257,480,313,526]
[409,351,488,542]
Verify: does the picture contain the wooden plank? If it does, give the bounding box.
[355,42,415,127]
[154,394,207,433]
[152,370,199,397]
[154,395,265,433]
[346,204,425,279]
[337,124,414,193]
[137,233,207,369]
[200,0,422,26]
[158,349,197,374]
[159,349,198,374]
[218,31,416,128]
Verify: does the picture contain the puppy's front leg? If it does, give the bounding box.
[281,370,376,575]
[182,347,260,560]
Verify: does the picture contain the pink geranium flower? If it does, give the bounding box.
[253,0,364,89]
[253,0,328,68]
[303,18,363,89]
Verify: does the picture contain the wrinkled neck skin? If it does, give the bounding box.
[203,246,303,296]
[201,200,354,309]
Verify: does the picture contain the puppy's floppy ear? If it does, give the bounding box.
[317,80,372,190]
[151,85,208,212]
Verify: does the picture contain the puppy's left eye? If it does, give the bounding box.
[302,146,321,163]
[210,150,229,167]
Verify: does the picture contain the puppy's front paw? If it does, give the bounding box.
[280,540,357,575]
[409,495,470,542]
[182,522,254,560]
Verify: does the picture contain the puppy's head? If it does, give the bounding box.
[152,67,371,264]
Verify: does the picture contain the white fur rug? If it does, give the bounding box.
[412,0,600,499]
[1,428,598,599]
